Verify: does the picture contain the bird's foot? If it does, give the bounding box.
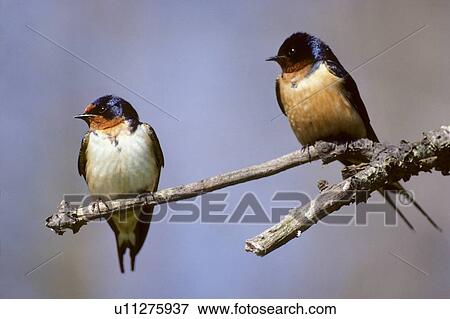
[302,144,312,162]
[90,197,110,218]
[345,141,350,153]
[137,192,156,205]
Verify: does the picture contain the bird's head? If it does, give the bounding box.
[75,95,139,130]
[267,32,331,73]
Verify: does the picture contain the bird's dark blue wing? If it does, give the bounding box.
[275,78,286,116]
[77,132,90,180]
[324,60,379,142]
[142,123,164,169]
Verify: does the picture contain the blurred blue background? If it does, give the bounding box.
[1,0,449,298]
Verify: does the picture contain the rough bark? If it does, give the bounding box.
[46,126,450,256]
[245,126,450,255]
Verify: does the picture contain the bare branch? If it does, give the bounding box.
[46,137,375,234]
[46,143,318,234]
[46,126,450,257]
[245,126,450,256]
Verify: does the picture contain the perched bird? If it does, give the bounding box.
[267,32,440,230]
[75,95,164,272]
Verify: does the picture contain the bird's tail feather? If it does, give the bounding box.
[113,236,127,273]
[340,158,440,231]
[108,204,154,273]
[379,189,415,231]
[380,182,441,231]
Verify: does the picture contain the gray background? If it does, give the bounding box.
[1,0,449,298]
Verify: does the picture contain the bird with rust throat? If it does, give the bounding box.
[76,95,164,273]
[267,32,440,231]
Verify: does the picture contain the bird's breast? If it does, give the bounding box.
[278,63,366,145]
[85,124,159,196]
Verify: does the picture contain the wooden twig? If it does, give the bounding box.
[46,126,450,256]
[47,143,312,234]
[46,138,375,234]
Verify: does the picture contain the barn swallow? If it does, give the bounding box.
[75,95,164,272]
[267,32,440,231]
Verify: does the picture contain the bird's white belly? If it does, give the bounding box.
[85,126,159,197]
[279,63,367,145]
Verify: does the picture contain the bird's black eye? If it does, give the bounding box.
[288,47,296,56]
[98,106,107,113]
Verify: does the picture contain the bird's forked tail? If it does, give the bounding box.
[378,182,441,232]
[107,204,154,273]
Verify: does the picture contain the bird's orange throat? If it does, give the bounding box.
[88,117,126,134]
[281,60,313,74]
[281,63,313,80]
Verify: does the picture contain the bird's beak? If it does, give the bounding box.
[266,55,288,66]
[266,55,288,68]
[266,55,284,62]
[74,114,95,120]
